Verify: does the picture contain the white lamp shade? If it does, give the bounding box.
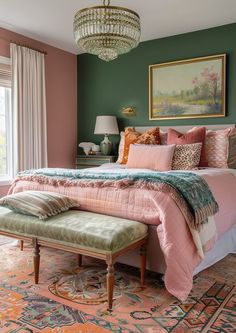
[94,116,119,135]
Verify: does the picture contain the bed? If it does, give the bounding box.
[7,125,236,301]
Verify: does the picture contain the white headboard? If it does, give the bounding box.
[134,124,235,133]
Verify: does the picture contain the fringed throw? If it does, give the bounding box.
[14,168,219,230]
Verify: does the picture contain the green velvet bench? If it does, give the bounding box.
[0,207,148,310]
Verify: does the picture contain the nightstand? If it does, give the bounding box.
[76,155,117,169]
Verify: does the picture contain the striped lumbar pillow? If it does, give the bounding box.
[0,191,79,219]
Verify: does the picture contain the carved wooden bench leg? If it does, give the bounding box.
[78,253,82,267]
[140,244,147,287]
[106,255,115,311]
[32,238,40,284]
[20,240,24,251]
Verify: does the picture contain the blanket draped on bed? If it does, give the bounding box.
[15,168,219,230]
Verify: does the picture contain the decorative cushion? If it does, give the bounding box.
[160,130,168,145]
[127,144,176,171]
[172,143,202,170]
[0,208,148,252]
[117,131,125,163]
[121,127,161,164]
[167,127,207,166]
[0,191,79,219]
[205,127,236,168]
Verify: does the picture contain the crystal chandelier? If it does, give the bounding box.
[73,0,141,62]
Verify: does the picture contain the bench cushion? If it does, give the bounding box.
[0,207,148,253]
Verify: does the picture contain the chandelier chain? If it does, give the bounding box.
[103,0,110,6]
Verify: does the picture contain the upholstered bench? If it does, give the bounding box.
[0,207,148,310]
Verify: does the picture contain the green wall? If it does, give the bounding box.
[77,23,236,151]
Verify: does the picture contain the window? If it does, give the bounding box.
[0,56,12,183]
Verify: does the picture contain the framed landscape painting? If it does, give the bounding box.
[149,54,226,120]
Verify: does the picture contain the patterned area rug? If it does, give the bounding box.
[0,238,235,333]
[0,235,15,246]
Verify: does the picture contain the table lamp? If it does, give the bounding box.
[94,115,119,155]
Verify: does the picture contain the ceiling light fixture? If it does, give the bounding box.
[73,0,141,62]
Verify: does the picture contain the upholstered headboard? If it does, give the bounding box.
[134,124,235,133]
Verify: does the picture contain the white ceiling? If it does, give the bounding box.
[0,0,236,54]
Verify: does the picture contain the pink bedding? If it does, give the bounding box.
[8,167,236,300]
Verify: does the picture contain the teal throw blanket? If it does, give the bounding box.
[19,168,219,229]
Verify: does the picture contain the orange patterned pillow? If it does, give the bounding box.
[121,127,161,164]
[117,128,134,163]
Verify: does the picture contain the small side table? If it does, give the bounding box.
[76,155,117,169]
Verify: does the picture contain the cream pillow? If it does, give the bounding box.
[117,131,125,163]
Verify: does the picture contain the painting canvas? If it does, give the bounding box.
[149,54,226,120]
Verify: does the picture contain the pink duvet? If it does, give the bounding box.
[9,167,236,300]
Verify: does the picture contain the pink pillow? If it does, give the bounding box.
[167,127,207,166]
[205,127,236,168]
[126,144,176,171]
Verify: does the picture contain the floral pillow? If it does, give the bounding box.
[172,143,202,170]
[121,127,161,164]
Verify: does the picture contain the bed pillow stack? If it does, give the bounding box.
[166,126,236,169]
[167,127,207,166]
[117,125,236,170]
[120,127,161,164]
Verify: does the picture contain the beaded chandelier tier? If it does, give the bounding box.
[73,0,141,62]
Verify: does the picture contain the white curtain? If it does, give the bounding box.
[11,43,48,173]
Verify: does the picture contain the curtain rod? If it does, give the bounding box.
[0,36,47,55]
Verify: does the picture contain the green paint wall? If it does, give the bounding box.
[77,23,236,150]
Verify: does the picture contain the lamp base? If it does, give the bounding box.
[100,135,112,155]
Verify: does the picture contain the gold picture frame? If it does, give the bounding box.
[149,54,226,120]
